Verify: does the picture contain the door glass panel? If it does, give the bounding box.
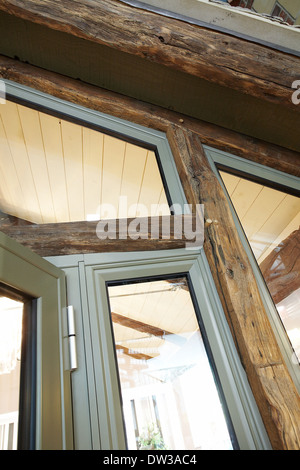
[220,171,300,363]
[107,276,235,450]
[0,296,23,450]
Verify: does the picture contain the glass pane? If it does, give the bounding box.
[107,277,234,450]
[0,296,23,450]
[0,100,170,224]
[220,171,300,363]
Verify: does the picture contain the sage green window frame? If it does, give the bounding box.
[48,249,272,450]
[0,232,73,449]
[204,145,300,392]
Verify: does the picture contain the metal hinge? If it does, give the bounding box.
[67,306,78,371]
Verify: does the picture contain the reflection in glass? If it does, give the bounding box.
[0,297,23,450]
[220,171,300,362]
[107,277,234,450]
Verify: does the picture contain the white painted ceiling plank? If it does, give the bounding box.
[17,105,56,223]
[0,117,24,219]
[39,113,70,222]
[0,102,173,224]
[0,102,42,223]
[61,119,85,222]
[101,135,126,219]
[82,126,104,220]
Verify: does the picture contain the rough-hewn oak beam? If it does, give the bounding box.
[0,0,299,111]
[260,229,300,305]
[0,210,34,227]
[0,216,197,256]
[168,124,300,450]
[111,312,172,338]
[0,56,299,177]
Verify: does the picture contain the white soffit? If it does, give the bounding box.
[0,100,170,224]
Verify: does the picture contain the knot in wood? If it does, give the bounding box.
[156,28,172,45]
[226,267,234,279]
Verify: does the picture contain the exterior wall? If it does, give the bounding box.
[253,0,275,10]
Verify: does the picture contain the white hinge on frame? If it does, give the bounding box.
[67,306,78,371]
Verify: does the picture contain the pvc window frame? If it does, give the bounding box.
[80,248,271,450]
[0,232,73,450]
[47,249,271,449]
[204,145,300,392]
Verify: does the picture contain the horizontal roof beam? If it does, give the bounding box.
[0,0,299,111]
[0,215,200,256]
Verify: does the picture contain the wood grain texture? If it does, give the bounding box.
[0,211,34,227]
[0,0,299,111]
[260,229,300,304]
[111,312,172,338]
[0,216,198,256]
[0,56,299,177]
[167,124,300,450]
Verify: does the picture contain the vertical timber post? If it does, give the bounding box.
[167,124,300,450]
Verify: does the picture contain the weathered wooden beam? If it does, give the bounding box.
[0,210,34,227]
[0,0,298,111]
[0,215,200,256]
[168,124,300,450]
[0,56,299,177]
[260,229,300,305]
[111,312,172,338]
